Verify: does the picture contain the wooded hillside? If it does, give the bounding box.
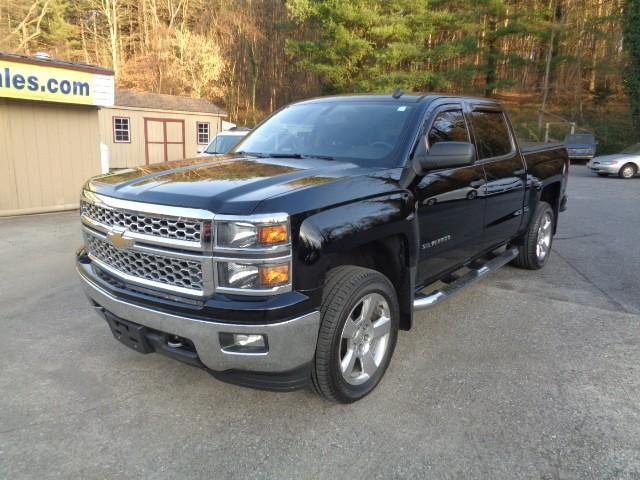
[1,0,637,150]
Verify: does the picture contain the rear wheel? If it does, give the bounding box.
[619,163,637,179]
[512,202,554,270]
[312,266,399,403]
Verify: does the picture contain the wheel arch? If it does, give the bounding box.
[295,193,418,330]
[322,234,414,331]
[539,181,562,232]
[620,162,638,178]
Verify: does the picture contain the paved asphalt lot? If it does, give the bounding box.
[1,165,639,479]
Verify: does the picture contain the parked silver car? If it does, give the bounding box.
[587,144,640,179]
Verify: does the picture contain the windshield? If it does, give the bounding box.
[565,133,595,144]
[233,102,417,167]
[205,134,244,154]
[622,143,640,154]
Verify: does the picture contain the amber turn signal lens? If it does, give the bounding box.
[259,264,290,287]
[258,224,288,245]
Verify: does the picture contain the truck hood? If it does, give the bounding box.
[86,155,400,215]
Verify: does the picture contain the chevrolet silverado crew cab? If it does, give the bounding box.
[77,93,569,403]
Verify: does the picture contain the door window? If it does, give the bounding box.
[427,110,470,146]
[470,111,513,159]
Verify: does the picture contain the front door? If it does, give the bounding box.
[144,118,186,164]
[414,105,487,287]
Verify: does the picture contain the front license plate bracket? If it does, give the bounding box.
[104,313,154,354]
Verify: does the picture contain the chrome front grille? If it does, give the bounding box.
[81,201,203,243]
[86,234,204,291]
[79,191,290,298]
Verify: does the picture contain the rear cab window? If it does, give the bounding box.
[469,110,514,160]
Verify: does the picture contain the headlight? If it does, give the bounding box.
[217,261,290,290]
[600,161,618,165]
[216,220,289,249]
[214,214,291,294]
[217,221,258,248]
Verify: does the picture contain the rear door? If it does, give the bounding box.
[468,106,526,249]
[414,103,487,286]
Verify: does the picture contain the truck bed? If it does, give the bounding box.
[520,142,566,154]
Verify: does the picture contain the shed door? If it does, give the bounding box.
[144,118,185,164]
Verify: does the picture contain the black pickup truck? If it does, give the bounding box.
[76,93,568,403]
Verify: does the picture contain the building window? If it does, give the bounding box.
[113,117,130,143]
[197,122,210,145]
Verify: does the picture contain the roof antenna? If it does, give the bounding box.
[392,88,404,99]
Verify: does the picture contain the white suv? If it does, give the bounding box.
[199,129,250,156]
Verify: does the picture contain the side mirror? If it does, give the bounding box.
[413,140,476,174]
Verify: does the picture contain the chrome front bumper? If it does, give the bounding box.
[78,265,321,373]
[587,161,619,174]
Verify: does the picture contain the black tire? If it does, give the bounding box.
[311,266,399,403]
[511,201,555,270]
[619,163,637,179]
[597,173,609,177]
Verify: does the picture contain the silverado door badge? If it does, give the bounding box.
[106,228,133,249]
[421,235,451,250]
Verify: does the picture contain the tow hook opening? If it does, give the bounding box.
[163,334,197,354]
[167,335,185,349]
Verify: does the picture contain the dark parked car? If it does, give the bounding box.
[77,93,569,403]
[564,132,597,161]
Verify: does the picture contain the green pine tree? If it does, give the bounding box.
[624,0,640,133]
[285,0,474,94]
[286,0,544,96]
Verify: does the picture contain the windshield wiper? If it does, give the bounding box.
[234,151,267,158]
[267,153,336,161]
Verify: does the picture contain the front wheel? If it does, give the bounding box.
[512,202,555,270]
[619,163,637,179]
[312,266,399,403]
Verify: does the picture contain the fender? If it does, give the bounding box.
[292,191,419,329]
[293,191,417,292]
[521,147,569,233]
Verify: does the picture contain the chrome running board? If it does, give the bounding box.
[413,247,519,311]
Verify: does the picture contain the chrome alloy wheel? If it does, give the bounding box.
[536,212,553,261]
[621,165,636,179]
[338,293,391,386]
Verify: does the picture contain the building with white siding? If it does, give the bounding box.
[99,90,226,169]
[0,52,226,216]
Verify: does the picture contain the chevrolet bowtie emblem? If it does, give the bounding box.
[106,229,133,249]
